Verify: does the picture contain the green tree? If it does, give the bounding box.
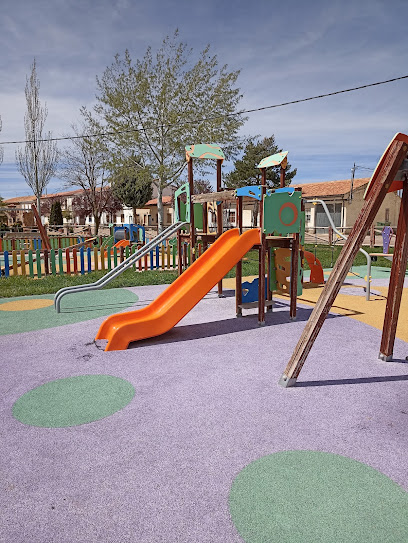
[224,136,297,226]
[49,200,63,225]
[90,30,246,232]
[112,173,153,223]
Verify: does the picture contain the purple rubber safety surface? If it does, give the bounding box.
[1,283,407,542]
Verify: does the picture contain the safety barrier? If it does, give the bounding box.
[0,239,201,279]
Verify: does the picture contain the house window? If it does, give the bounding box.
[120,214,125,223]
[228,211,236,223]
[305,210,312,223]
[385,208,390,222]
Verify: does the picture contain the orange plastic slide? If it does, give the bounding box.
[303,250,325,284]
[96,228,261,351]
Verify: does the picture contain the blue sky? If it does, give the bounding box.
[1,0,408,199]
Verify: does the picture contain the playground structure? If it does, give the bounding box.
[280,132,408,387]
[96,144,308,350]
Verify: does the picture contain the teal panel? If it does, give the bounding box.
[194,203,203,230]
[257,151,288,169]
[185,144,225,161]
[174,183,190,222]
[263,191,302,235]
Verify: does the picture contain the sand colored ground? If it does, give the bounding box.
[223,276,408,343]
[0,298,54,311]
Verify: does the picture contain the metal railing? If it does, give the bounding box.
[54,221,187,313]
[306,199,372,300]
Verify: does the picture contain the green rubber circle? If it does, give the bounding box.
[12,375,135,427]
[229,451,408,543]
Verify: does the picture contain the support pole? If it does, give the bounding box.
[289,233,299,320]
[279,139,408,387]
[258,169,266,325]
[379,179,408,360]
[188,159,195,263]
[236,196,243,317]
[202,202,208,251]
[216,159,223,297]
[280,166,286,189]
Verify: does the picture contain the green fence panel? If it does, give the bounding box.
[58,249,64,275]
[50,249,56,275]
[36,249,42,278]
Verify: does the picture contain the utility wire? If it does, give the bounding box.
[1,74,408,146]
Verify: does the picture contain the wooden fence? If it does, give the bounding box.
[0,241,203,279]
[0,236,91,252]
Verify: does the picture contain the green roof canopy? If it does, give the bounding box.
[257,151,288,170]
[185,144,225,162]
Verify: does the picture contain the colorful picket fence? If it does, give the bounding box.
[0,236,91,252]
[0,241,200,279]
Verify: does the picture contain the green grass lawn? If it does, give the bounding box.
[0,244,402,299]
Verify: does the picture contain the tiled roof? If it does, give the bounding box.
[293,178,369,198]
[3,188,98,205]
[145,196,173,206]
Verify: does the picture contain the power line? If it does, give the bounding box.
[1,74,408,146]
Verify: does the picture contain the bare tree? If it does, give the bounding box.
[16,59,58,218]
[60,114,118,235]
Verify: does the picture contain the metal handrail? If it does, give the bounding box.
[307,199,371,300]
[54,221,187,312]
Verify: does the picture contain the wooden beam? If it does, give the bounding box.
[191,190,236,204]
[236,196,243,317]
[217,159,223,297]
[188,159,195,263]
[289,233,299,320]
[279,138,408,387]
[258,170,266,325]
[379,179,408,360]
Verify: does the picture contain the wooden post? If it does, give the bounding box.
[328,226,333,246]
[379,179,408,360]
[236,196,243,317]
[217,158,223,297]
[177,230,182,275]
[202,202,208,251]
[289,233,299,319]
[370,224,375,247]
[258,170,266,325]
[279,138,408,387]
[280,166,286,188]
[188,159,195,263]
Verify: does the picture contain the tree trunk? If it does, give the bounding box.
[36,194,42,225]
[251,200,259,227]
[94,214,100,236]
[157,183,164,233]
